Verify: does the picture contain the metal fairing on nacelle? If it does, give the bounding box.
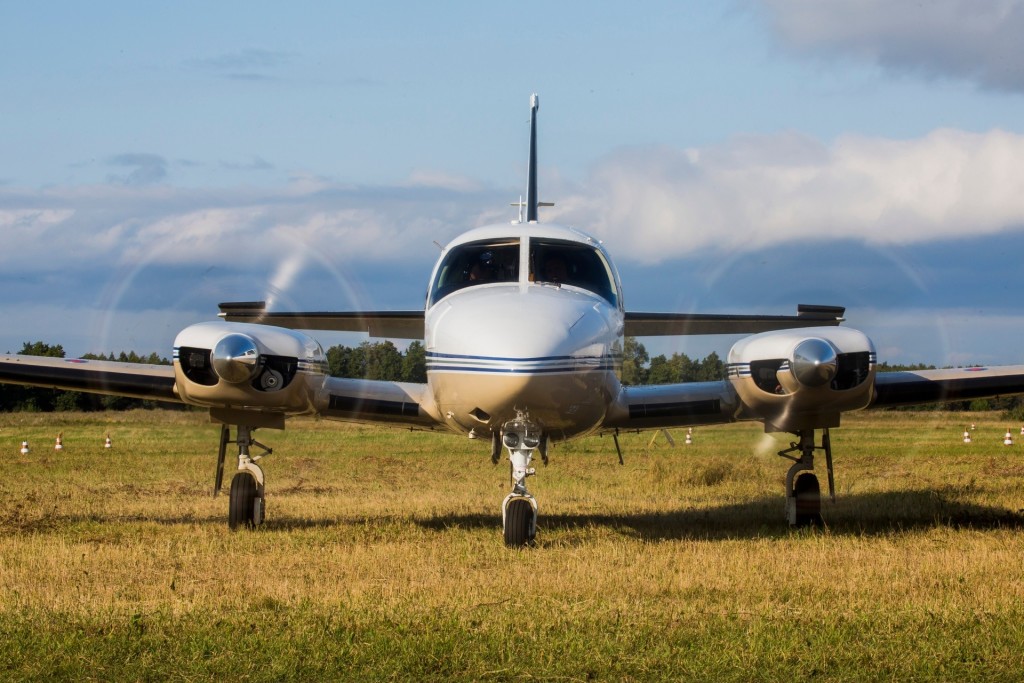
[172,321,327,415]
[726,326,877,432]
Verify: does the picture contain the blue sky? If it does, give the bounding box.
[3,1,1024,366]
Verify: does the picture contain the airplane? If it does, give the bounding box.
[4,94,1024,547]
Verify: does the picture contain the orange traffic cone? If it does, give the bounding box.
[962,428,971,444]
[104,434,112,449]
[55,433,63,451]
[1004,429,1013,446]
[20,440,29,455]
[685,428,693,445]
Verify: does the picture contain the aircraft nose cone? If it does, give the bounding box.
[791,338,838,387]
[431,288,610,360]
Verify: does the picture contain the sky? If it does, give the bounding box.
[3,0,1024,366]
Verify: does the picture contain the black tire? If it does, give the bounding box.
[228,472,258,530]
[793,473,822,528]
[504,498,535,548]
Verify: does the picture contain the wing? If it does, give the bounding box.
[218,302,424,339]
[624,304,845,336]
[320,375,439,429]
[0,351,442,429]
[0,354,179,402]
[872,365,1024,407]
[602,380,739,431]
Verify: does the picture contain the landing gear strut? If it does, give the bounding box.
[778,428,834,528]
[500,413,541,547]
[214,424,272,530]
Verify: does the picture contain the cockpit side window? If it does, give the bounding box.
[530,239,619,307]
[429,239,520,305]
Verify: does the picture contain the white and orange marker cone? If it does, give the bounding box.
[55,433,63,451]
[962,428,971,444]
[1020,425,1023,436]
[20,440,29,455]
[1004,429,1014,446]
[685,428,693,445]
[104,434,112,449]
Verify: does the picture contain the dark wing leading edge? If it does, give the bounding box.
[0,354,179,402]
[871,365,1024,408]
[319,376,439,429]
[218,302,424,339]
[602,380,740,432]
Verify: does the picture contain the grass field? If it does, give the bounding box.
[2,409,1024,681]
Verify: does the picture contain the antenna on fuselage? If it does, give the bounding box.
[513,93,553,224]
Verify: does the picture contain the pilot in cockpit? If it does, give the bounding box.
[468,251,497,282]
[541,253,568,284]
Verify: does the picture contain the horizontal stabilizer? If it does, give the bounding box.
[624,304,845,337]
[218,302,424,339]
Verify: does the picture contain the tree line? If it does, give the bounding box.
[620,337,726,385]
[2,339,1022,419]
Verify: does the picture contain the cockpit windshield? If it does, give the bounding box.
[530,239,619,307]
[429,238,520,305]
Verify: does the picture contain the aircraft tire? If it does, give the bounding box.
[228,472,259,530]
[504,498,535,548]
[792,473,822,528]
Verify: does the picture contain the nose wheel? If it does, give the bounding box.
[502,494,537,547]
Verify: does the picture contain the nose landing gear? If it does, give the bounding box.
[500,413,542,547]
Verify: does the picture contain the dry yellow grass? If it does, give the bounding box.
[2,409,1024,680]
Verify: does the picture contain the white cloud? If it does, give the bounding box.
[0,179,501,276]
[553,128,1024,262]
[6,129,1024,273]
[756,0,1024,91]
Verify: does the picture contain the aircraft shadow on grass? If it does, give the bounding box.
[30,488,1024,541]
[410,488,1024,544]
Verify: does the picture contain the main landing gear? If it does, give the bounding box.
[214,424,272,530]
[777,428,835,528]
[499,413,544,547]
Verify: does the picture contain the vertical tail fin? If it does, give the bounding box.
[526,93,539,222]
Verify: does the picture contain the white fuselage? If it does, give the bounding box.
[423,222,624,440]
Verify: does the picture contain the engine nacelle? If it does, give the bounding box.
[173,321,327,414]
[727,326,876,432]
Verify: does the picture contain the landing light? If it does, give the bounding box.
[503,414,541,451]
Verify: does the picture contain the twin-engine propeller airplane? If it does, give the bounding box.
[4,94,1024,546]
